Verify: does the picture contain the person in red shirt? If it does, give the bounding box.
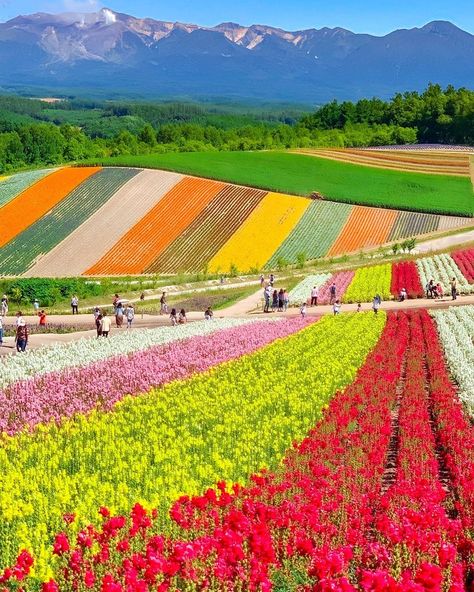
[38,310,47,326]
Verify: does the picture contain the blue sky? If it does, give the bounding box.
[1,0,473,34]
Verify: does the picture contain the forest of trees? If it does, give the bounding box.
[0,84,472,173]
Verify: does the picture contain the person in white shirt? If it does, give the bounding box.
[100,312,112,337]
[310,286,319,306]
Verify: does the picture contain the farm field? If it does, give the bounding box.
[1,304,474,590]
[296,147,472,176]
[87,151,474,216]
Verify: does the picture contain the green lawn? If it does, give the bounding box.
[84,151,474,217]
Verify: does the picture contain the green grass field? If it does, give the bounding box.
[84,151,474,217]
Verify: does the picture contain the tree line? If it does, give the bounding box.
[0,84,472,173]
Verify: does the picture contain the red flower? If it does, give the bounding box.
[53,533,70,556]
[42,579,59,592]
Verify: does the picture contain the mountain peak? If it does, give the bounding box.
[421,20,467,35]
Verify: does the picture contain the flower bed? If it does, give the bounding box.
[416,253,474,295]
[287,273,331,305]
[344,263,392,303]
[390,260,424,298]
[451,248,474,283]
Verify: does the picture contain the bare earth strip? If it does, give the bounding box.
[295,149,471,176]
[437,215,474,231]
[25,169,183,277]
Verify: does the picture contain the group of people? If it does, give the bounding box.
[425,278,458,301]
[263,286,290,313]
[93,294,136,337]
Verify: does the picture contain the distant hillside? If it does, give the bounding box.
[0,9,474,101]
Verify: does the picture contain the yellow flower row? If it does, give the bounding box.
[344,263,393,303]
[0,312,386,578]
[208,192,309,273]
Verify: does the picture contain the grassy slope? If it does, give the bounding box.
[84,151,474,217]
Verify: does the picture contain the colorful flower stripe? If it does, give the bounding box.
[0,168,56,209]
[344,263,392,303]
[372,311,467,588]
[208,192,309,273]
[416,253,474,295]
[421,309,474,536]
[0,318,312,436]
[388,210,439,241]
[0,168,138,275]
[0,167,100,248]
[287,273,332,304]
[0,312,385,576]
[431,306,474,416]
[318,270,355,304]
[32,310,392,590]
[86,177,224,276]
[451,248,474,283]
[390,260,424,298]
[0,318,261,389]
[146,185,266,273]
[266,200,353,267]
[327,205,397,256]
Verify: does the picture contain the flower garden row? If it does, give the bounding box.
[289,248,474,304]
[0,167,472,277]
[1,306,473,590]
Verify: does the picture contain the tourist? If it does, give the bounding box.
[125,303,135,329]
[271,289,278,312]
[112,294,120,311]
[428,279,435,298]
[278,288,284,312]
[33,299,40,314]
[333,300,341,315]
[436,282,444,299]
[204,306,213,321]
[263,285,271,313]
[300,302,307,319]
[38,310,47,326]
[450,277,457,300]
[140,292,145,302]
[283,289,289,311]
[93,306,101,322]
[357,302,362,312]
[170,308,178,326]
[0,314,3,346]
[160,292,168,315]
[178,308,187,324]
[95,312,103,338]
[1,294,8,316]
[115,302,124,328]
[399,288,407,302]
[269,273,275,287]
[329,282,337,305]
[100,312,111,337]
[15,311,24,327]
[71,294,79,314]
[260,274,265,287]
[310,285,318,306]
[15,318,28,352]
[372,295,381,315]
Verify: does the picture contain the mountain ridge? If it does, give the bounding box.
[1,9,473,101]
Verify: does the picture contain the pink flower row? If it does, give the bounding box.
[0,318,311,436]
[317,270,355,304]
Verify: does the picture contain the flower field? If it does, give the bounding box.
[0,312,385,578]
[452,248,474,283]
[344,263,392,303]
[416,253,474,295]
[390,260,424,298]
[208,192,309,273]
[287,273,332,304]
[317,270,355,304]
[0,165,472,277]
[4,306,474,590]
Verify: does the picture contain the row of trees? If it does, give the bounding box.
[0,84,472,172]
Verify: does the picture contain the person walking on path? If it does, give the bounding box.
[333,300,341,315]
[278,288,284,312]
[310,286,319,306]
[100,312,111,337]
[450,277,457,300]
[271,289,278,312]
[283,289,289,311]
[71,295,79,315]
[263,285,271,313]
[0,314,3,346]
[125,303,135,329]
[357,302,362,313]
[112,294,120,312]
[1,294,8,317]
[372,295,381,315]
[15,319,28,352]
[260,274,265,287]
[160,292,168,315]
[95,312,103,338]
[115,302,124,328]
[15,311,24,327]
[300,302,307,319]
[269,273,275,287]
[329,282,337,305]
[204,306,213,321]
[178,309,187,324]
[33,299,40,314]
[38,310,47,326]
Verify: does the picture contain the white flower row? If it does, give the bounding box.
[288,274,332,305]
[417,254,474,295]
[0,318,271,389]
[432,306,474,416]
